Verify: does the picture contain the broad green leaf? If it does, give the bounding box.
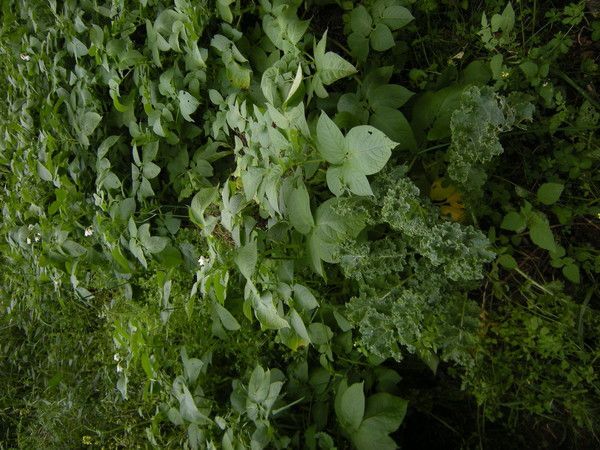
[315,33,357,85]
[345,125,396,175]
[537,182,564,205]
[81,112,102,137]
[62,240,87,257]
[348,32,369,62]
[370,23,395,52]
[235,240,257,279]
[380,5,414,30]
[316,112,346,164]
[369,107,416,151]
[178,90,200,122]
[129,238,147,268]
[285,64,303,104]
[288,183,314,234]
[350,5,372,36]
[529,215,557,252]
[254,293,289,330]
[293,284,319,310]
[37,161,53,181]
[213,302,241,331]
[500,211,526,232]
[562,263,580,283]
[190,187,219,224]
[143,162,161,179]
[138,224,169,253]
[326,166,345,196]
[351,393,408,450]
[98,135,120,159]
[290,309,311,343]
[336,382,364,431]
[248,366,270,404]
[497,254,517,270]
[369,84,414,110]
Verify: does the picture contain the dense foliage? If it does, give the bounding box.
[1,0,598,448]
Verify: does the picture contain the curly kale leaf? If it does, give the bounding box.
[447,86,533,191]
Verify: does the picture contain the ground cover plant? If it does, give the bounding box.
[0,0,598,448]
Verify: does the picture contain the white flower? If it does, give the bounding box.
[20,53,30,61]
[116,363,123,373]
[34,233,41,242]
[198,256,209,267]
[113,353,121,362]
[84,227,94,237]
[26,237,32,244]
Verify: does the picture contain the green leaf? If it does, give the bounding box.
[316,112,346,164]
[562,263,580,283]
[213,302,241,331]
[497,254,517,270]
[37,161,53,181]
[143,162,161,179]
[369,107,416,151]
[370,23,395,52]
[290,309,311,343]
[529,215,557,252]
[190,187,219,224]
[501,211,526,232]
[350,5,372,36]
[254,293,289,330]
[248,366,270,404]
[288,183,314,234]
[293,284,319,310]
[178,90,200,122]
[81,112,102,137]
[537,182,564,205]
[369,84,414,110]
[380,5,414,30]
[315,33,357,85]
[235,240,257,279]
[336,382,365,431]
[345,126,396,175]
[285,64,303,104]
[138,224,169,253]
[351,393,408,450]
[348,32,370,62]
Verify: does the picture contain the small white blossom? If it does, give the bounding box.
[26,237,32,244]
[84,227,94,237]
[113,353,121,362]
[116,363,124,373]
[198,256,209,267]
[34,233,41,242]
[20,53,31,61]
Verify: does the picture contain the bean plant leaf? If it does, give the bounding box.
[314,32,357,85]
[370,23,395,52]
[235,240,258,279]
[528,215,557,252]
[537,182,564,205]
[335,382,365,431]
[287,182,314,234]
[178,90,200,122]
[316,112,346,164]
